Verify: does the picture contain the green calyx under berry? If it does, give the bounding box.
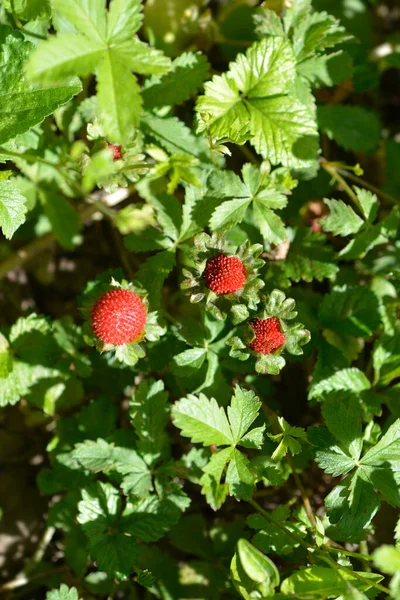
[181,232,265,323]
[80,271,166,366]
[228,289,311,375]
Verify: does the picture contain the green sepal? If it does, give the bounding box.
[181,233,265,321]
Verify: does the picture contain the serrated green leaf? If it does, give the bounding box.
[318,105,381,154]
[46,584,79,600]
[141,113,205,157]
[322,198,364,237]
[0,179,27,239]
[172,394,233,446]
[197,37,318,167]
[283,229,338,283]
[143,52,209,108]
[136,250,176,309]
[326,474,380,539]
[319,285,381,337]
[309,368,371,401]
[106,0,142,42]
[96,50,142,145]
[0,26,82,145]
[130,379,169,464]
[200,447,231,510]
[253,199,286,244]
[226,448,255,500]
[227,386,262,446]
[322,396,363,461]
[26,1,170,146]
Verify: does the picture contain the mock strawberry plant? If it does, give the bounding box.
[0,1,400,599]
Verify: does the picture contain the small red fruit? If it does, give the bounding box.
[203,254,246,295]
[248,317,286,354]
[91,289,147,346]
[107,142,123,161]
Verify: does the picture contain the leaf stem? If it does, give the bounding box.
[320,158,362,212]
[334,166,400,206]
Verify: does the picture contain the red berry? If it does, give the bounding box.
[203,254,246,295]
[248,317,286,354]
[107,142,123,161]
[91,289,147,346]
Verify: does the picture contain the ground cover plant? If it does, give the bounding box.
[0,0,400,598]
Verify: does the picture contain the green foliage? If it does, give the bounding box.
[0,0,398,598]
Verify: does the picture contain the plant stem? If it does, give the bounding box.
[285,451,316,527]
[247,499,391,596]
[320,158,362,211]
[335,166,400,206]
[261,402,316,527]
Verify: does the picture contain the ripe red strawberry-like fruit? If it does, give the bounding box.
[203,254,246,295]
[248,317,286,354]
[107,142,123,161]
[91,289,147,346]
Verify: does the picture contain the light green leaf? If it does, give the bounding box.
[210,197,251,231]
[281,566,383,596]
[96,50,142,144]
[322,198,364,237]
[227,386,262,445]
[26,34,105,82]
[141,113,204,157]
[226,448,256,500]
[106,0,142,42]
[173,348,207,378]
[0,26,82,145]
[51,0,107,41]
[253,199,286,245]
[373,545,400,575]
[200,447,231,510]
[309,367,371,401]
[172,394,233,446]
[247,95,318,168]
[197,37,318,167]
[0,179,27,239]
[4,0,51,21]
[143,52,209,108]
[114,38,171,75]
[46,584,79,600]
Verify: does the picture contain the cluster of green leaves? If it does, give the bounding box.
[1,0,400,599]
